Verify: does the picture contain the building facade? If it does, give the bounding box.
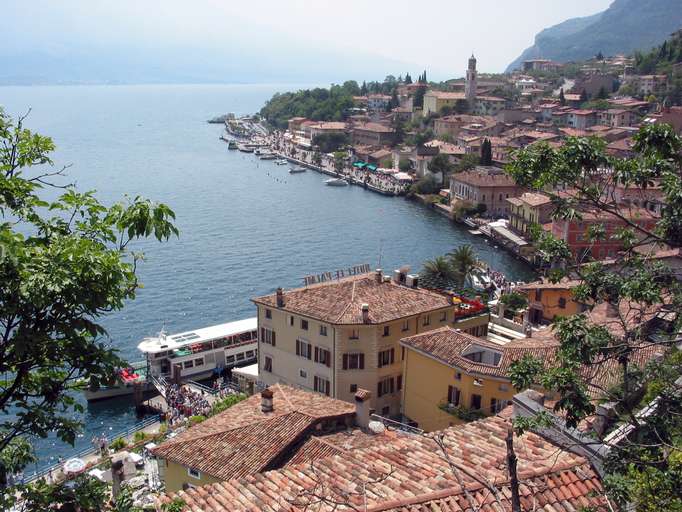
[450,166,524,216]
[252,271,487,417]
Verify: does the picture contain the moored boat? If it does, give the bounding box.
[275,159,288,165]
[227,140,238,150]
[259,153,276,160]
[289,166,306,174]
[83,318,258,401]
[325,177,348,186]
[237,144,254,153]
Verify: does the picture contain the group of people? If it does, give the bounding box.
[91,434,109,456]
[164,384,211,425]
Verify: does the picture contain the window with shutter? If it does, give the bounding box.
[342,354,348,370]
[390,348,395,364]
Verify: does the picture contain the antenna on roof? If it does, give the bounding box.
[377,238,383,269]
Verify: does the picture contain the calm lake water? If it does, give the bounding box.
[0,84,534,470]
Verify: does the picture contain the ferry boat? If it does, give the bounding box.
[83,318,258,401]
[289,166,306,174]
[325,177,348,187]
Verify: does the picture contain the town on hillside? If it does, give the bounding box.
[4,18,682,512]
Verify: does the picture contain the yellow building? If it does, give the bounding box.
[517,279,585,324]
[400,327,557,432]
[506,192,553,238]
[252,270,490,417]
[422,90,467,116]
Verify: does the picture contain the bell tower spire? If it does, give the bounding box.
[465,53,477,104]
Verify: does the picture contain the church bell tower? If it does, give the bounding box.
[465,54,477,104]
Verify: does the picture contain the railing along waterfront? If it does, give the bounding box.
[24,414,161,484]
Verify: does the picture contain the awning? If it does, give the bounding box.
[353,161,367,168]
[490,225,528,247]
[366,164,378,171]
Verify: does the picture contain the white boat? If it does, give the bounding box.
[289,166,306,174]
[465,268,493,291]
[260,153,276,160]
[83,318,258,401]
[275,159,288,165]
[237,144,254,153]
[325,178,348,186]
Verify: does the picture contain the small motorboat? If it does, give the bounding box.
[289,166,307,174]
[325,178,348,187]
[275,159,288,165]
[227,141,238,150]
[260,153,276,160]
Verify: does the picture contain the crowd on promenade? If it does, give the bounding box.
[164,384,211,425]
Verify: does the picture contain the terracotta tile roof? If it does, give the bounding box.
[426,90,467,100]
[284,429,378,468]
[165,414,605,511]
[517,191,551,207]
[400,327,559,379]
[353,122,395,133]
[253,274,453,325]
[450,169,519,188]
[152,384,355,480]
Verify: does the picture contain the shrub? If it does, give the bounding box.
[211,393,247,415]
[188,415,206,426]
[110,437,128,451]
[133,431,149,443]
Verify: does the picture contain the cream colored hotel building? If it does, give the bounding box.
[252,269,489,416]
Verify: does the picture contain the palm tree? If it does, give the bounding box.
[448,245,479,287]
[421,256,457,285]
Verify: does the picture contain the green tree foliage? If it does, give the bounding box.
[20,475,108,512]
[559,88,566,106]
[0,110,178,508]
[453,153,480,173]
[505,124,682,510]
[499,291,528,314]
[448,245,479,287]
[211,393,247,415]
[579,88,588,102]
[398,158,411,173]
[409,175,438,195]
[404,73,412,85]
[260,86,355,129]
[413,86,426,109]
[480,138,493,166]
[427,153,453,186]
[312,132,349,153]
[421,256,458,284]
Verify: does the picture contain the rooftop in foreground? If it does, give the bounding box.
[253,273,454,325]
[163,412,607,512]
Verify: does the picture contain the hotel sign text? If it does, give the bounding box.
[303,263,371,286]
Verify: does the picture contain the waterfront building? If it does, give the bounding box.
[598,108,639,127]
[351,122,396,146]
[308,121,347,140]
[165,406,608,511]
[433,114,501,139]
[449,166,524,216]
[251,270,488,416]
[152,384,368,492]
[506,191,552,238]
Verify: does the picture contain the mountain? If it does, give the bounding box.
[507,0,682,72]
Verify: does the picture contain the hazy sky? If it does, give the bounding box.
[4,0,614,82]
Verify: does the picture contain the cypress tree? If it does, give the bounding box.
[405,73,412,85]
[559,88,566,106]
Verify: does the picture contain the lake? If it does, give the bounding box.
[0,83,534,470]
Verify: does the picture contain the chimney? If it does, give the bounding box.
[354,389,373,429]
[261,387,274,413]
[276,287,285,307]
[375,269,383,283]
[393,269,402,284]
[361,303,370,323]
